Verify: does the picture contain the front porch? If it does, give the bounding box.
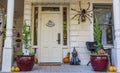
[0,64,101,73]
[0,63,116,73]
[1,0,120,72]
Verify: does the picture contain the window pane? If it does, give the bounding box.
[106,25,113,44]
[63,7,67,45]
[94,5,112,25]
[42,7,59,11]
[34,7,38,45]
[94,5,113,45]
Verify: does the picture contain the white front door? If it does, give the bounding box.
[39,13,62,63]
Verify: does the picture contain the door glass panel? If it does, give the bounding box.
[63,7,67,45]
[42,7,59,11]
[33,7,38,45]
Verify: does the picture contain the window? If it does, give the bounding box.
[42,7,60,11]
[63,7,67,45]
[33,7,38,45]
[94,5,113,45]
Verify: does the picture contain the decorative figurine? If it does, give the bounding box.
[70,47,81,65]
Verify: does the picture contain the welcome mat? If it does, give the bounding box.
[39,63,61,66]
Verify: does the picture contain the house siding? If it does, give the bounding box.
[0,8,4,63]
[24,0,112,65]
[24,0,32,25]
[70,0,93,65]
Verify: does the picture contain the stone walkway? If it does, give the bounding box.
[9,64,116,73]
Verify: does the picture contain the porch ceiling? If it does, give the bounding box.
[0,0,78,17]
[0,0,24,18]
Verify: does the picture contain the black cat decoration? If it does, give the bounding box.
[70,47,81,65]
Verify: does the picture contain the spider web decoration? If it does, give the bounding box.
[71,1,93,24]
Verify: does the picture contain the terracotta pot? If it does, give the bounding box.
[16,55,34,71]
[90,55,108,71]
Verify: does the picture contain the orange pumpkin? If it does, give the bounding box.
[108,66,117,72]
[63,57,70,63]
[98,49,105,55]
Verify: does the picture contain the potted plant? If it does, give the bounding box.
[90,18,108,71]
[16,21,34,71]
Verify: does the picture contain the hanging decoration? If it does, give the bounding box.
[71,1,93,24]
[46,20,55,27]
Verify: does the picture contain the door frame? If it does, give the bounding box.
[38,6,63,63]
[31,4,70,63]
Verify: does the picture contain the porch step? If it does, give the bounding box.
[39,62,61,66]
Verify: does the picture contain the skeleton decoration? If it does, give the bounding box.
[71,1,93,24]
[70,47,81,65]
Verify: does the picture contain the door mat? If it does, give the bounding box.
[39,63,61,66]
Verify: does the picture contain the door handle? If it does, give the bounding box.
[57,33,61,44]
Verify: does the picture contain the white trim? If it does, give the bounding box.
[31,6,34,48]
[32,3,69,7]
[60,6,63,63]
[38,6,41,62]
[90,2,94,41]
[113,0,120,72]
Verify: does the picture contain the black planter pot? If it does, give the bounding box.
[90,55,108,71]
[16,55,34,71]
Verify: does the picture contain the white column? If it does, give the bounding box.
[113,0,120,72]
[1,0,14,72]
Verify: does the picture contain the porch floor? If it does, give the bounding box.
[10,64,111,73]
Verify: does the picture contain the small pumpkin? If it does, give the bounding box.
[11,66,15,72]
[63,57,70,63]
[34,56,38,64]
[108,66,117,72]
[113,66,117,72]
[15,66,20,72]
[108,66,114,72]
[98,49,105,55]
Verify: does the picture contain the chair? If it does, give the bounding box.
[86,41,96,66]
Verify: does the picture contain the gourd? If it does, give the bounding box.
[15,66,20,72]
[34,56,38,64]
[108,66,117,72]
[11,66,15,72]
[11,66,20,72]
